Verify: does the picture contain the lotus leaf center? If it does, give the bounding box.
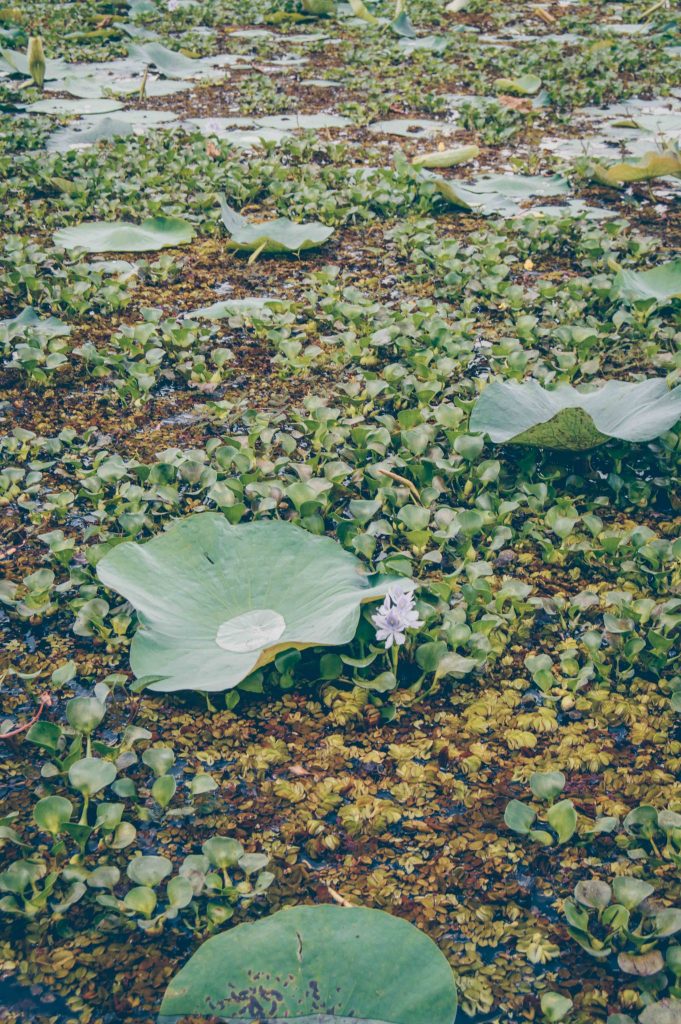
[215,609,286,653]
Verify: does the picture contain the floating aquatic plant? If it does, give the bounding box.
[158,905,458,1023]
[97,513,409,693]
[470,378,681,450]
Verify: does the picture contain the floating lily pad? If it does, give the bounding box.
[614,260,681,306]
[126,41,207,79]
[258,112,352,130]
[54,216,194,253]
[186,297,280,319]
[158,905,457,1023]
[23,97,124,116]
[219,197,333,256]
[368,117,457,137]
[470,378,681,450]
[97,514,407,693]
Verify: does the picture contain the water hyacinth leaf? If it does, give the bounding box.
[546,800,577,844]
[167,876,194,909]
[158,905,457,1024]
[614,260,681,307]
[66,697,105,735]
[96,513,407,693]
[142,746,175,776]
[152,775,176,809]
[590,149,681,187]
[504,799,536,835]
[202,836,244,869]
[68,758,116,797]
[574,879,612,909]
[618,950,665,976]
[412,144,479,168]
[530,770,566,802]
[470,378,681,450]
[127,855,172,887]
[33,796,73,835]
[611,876,654,909]
[368,118,458,137]
[540,992,573,1022]
[639,1001,681,1024]
[494,73,542,95]
[190,774,218,796]
[53,217,195,253]
[124,885,157,917]
[218,198,334,256]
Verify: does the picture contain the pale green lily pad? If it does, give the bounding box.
[494,73,542,96]
[97,513,408,693]
[258,112,352,130]
[219,197,334,256]
[54,216,194,253]
[186,297,280,319]
[398,34,449,53]
[47,110,179,152]
[614,260,681,306]
[429,172,569,216]
[126,41,207,79]
[368,117,458,137]
[23,98,124,116]
[158,905,457,1023]
[0,47,67,80]
[470,378,681,450]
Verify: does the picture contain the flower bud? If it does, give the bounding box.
[27,36,46,89]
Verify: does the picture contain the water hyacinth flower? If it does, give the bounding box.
[372,584,423,650]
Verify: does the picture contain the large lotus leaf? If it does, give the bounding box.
[590,149,681,187]
[367,117,457,137]
[258,112,352,130]
[46,111,177,152]
[157,905,457,1023]
[186,297,280,319]
[96,514,408,693]
[54,216,194,253]
[219,198,334,255]
[126,42,208,79]
[470,378,681,450]
[0,47,68,80]
[23,98,123,116]
[429,172,568,216]
[614,260,681,306]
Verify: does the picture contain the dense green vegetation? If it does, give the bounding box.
[0,0,680,1020]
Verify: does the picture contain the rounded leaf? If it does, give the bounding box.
[142,746,175,777]
[68,757,116,798]
[612,876,654,910]
[158,905,457,1024]
[127,855,172,888]
[504,799,536,835]
[574,880,612,909]
[202,836,244,869]
[66,697,105,735]
[33,795,73,835]
[96,514,409,693]
[529,771,566,802]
